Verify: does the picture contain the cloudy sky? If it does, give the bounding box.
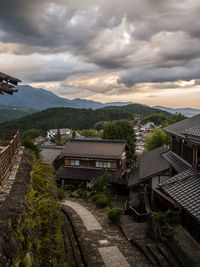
[1,0,200,108]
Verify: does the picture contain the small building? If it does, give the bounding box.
[47,128,71,140]
[54,139,130,194]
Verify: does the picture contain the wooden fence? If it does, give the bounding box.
[0,130,21,183]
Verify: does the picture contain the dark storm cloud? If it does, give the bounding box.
[0,0,200,87]
[118,61,200,86]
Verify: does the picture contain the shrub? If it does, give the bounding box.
[58,188,66,201]
[22,136,40,158]
[107,208,123,223]
[92,194,109,208]
[92,172,111,196]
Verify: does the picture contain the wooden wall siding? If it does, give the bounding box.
[64,158,118,169]
[0,130,20,183]
[172,137,182,156]
[111,162,117,169]
[182,143,193,165]
[65,159,70,166]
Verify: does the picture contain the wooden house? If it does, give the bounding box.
[54,139,130,194]
[152,114,200,241]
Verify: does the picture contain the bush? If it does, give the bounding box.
[92,194,109,208]
[58,188,66,201]
[92,172,111,196]
[107,208,123,223]
[22,136,40,158]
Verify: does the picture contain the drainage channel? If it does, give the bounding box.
[61,208,87,267]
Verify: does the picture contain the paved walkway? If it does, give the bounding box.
[62,200,102,231]
[98,246,130,267]
[62,199,131,267]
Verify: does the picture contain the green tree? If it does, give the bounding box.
[102,120,136,157]
[78,129,102,138]
[22,128,43,139]
[54,129,62,145]
[145,128,169,151]
[72,130,76,139]
[168,113,186,125]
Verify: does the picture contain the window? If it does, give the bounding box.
[70,160,80,166]
[95,161,111,168]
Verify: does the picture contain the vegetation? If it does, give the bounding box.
[141,113,168,126]
[78,129,102,138]
[102,120,136,157]
[92,172,111,197]
[141,112,186,127]
[91,172,111,208]
[15,158,68,266]
[92,194,109,208]
[0,104,170,132]
[145,128,170,151]
[22,128,44,139]
[0,106,35,123]
[107,208,124,223]
[22,136,40,158]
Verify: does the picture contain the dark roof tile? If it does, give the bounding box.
[55,165,127,184]
[163,114,200,138]
[162,151,191,173]
[159,169,200,222]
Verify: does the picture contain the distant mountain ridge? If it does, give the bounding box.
[154,106,200,117]
[0,85,132,110]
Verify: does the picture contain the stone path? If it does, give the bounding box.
[98,246,130,267]
[62,200,102,231]
[62,199,131,267]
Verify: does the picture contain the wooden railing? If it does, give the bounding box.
[0,130,20,183]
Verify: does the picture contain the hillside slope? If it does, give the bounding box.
[0,106,36,123]
[0,104,170,132]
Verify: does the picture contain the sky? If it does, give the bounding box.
[0,0,200,108]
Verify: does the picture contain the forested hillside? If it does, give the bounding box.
[0,104,170,132]
[0,106,36,123]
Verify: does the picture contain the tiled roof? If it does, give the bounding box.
[60,139,128,159]
[163,114,200,138]
[183,125,200,138]
[162,151,191,173]
[55,165,126,184]
[159,169,200,222]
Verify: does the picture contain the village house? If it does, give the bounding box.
[154,114,200,241]
[128,114,200,240]
[47,128,71,140]
[54,139,130,194]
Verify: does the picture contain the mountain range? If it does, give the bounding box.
[0,85,199,123]
[0,85,132,110]
[154,106,200,117]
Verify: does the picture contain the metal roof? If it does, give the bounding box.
[128,146,169,187]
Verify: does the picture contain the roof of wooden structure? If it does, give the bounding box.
[0,72,21,95]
